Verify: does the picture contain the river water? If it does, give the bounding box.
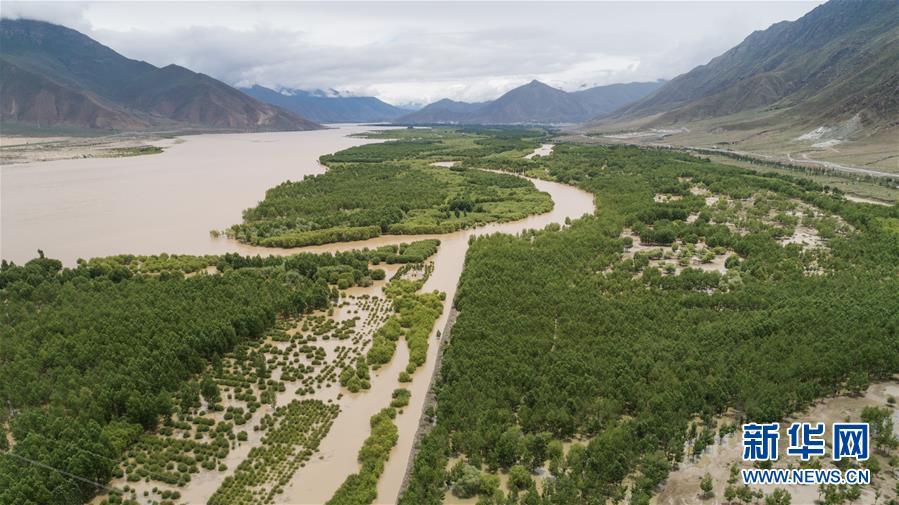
[2,125,596,504]
[0,125,385,265]
[267,169,595,505]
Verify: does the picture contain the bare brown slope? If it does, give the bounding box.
[0,58,148,130]
[604,0,899,131]
[0,18,320,131]
[121,65,320,130]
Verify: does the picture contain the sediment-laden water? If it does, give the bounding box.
[3,126,596,505]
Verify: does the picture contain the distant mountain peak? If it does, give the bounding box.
[397,80,663,125]
[520,79,555,90]
[431,98,473,107]
[241,84,411,123]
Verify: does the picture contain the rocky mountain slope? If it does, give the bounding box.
[0,18,320,131]
[602,0,898,131]
[397,80,662,125]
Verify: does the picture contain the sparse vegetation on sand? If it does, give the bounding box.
[101,145,164,157]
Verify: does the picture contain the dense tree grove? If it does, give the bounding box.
[227,128,552,247]
[367,240,441,265]
[0,243,428,505]
[401,141,899,504]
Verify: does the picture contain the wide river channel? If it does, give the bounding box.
[1,124,596,504]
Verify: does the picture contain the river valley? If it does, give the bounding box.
[2,125,595,504]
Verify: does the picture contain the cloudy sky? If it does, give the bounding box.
[3,1,822,106]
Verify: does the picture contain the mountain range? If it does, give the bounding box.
[594,0,898,137]
[0,19,320,132]
[2,0,894,151]
[397,80,664,125]
[395,98,487,124]
[241,85,412,123]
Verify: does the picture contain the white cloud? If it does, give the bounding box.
[1,1,91,31]
[2,1,823,105]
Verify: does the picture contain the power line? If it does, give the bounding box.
[1,451,114,492]
[26,431,119,465]
[22,430,200,490]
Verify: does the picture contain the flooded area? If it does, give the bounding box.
[524,143,554,159]
[6,126,595,504]
[266,167,594,504]
[1,124,388,265]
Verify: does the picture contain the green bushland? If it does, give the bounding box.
[400,144,899,505]
[385,278,444,377]
[699,152,899,204]
[0,241,434,504]
[79,253,223,274]
[326,407,399,505]
[331,244,442,393]
[227,128,553,247]
[390,389,411,409]
[74,239,440,280]
[364,262,444,376]
[0,254,330,503]
[367,240,441,265]
[102,145,164,158]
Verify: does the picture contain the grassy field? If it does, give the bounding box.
[700,153,898,204]
[564,118,899,204]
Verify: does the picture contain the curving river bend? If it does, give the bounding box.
[1,125,595,504]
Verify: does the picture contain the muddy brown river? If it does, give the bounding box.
[2,125,595,504]
[1,125,387,265]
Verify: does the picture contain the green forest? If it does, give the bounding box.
[227,128,552,247]
[2,127,896,505]
[0,241,435,505]
[401,139,899,505]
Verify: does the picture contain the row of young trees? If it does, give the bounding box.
[400,141,899,504]
[0,241,438,504]
[326,407,400,505]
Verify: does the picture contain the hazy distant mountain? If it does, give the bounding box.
[396,80,663,125]
[396,98,488,124]
[242,85,412,123]
[572,81,664,118]
[0,19,320,131]
[604,0,898,130]
[468,80,590,124]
